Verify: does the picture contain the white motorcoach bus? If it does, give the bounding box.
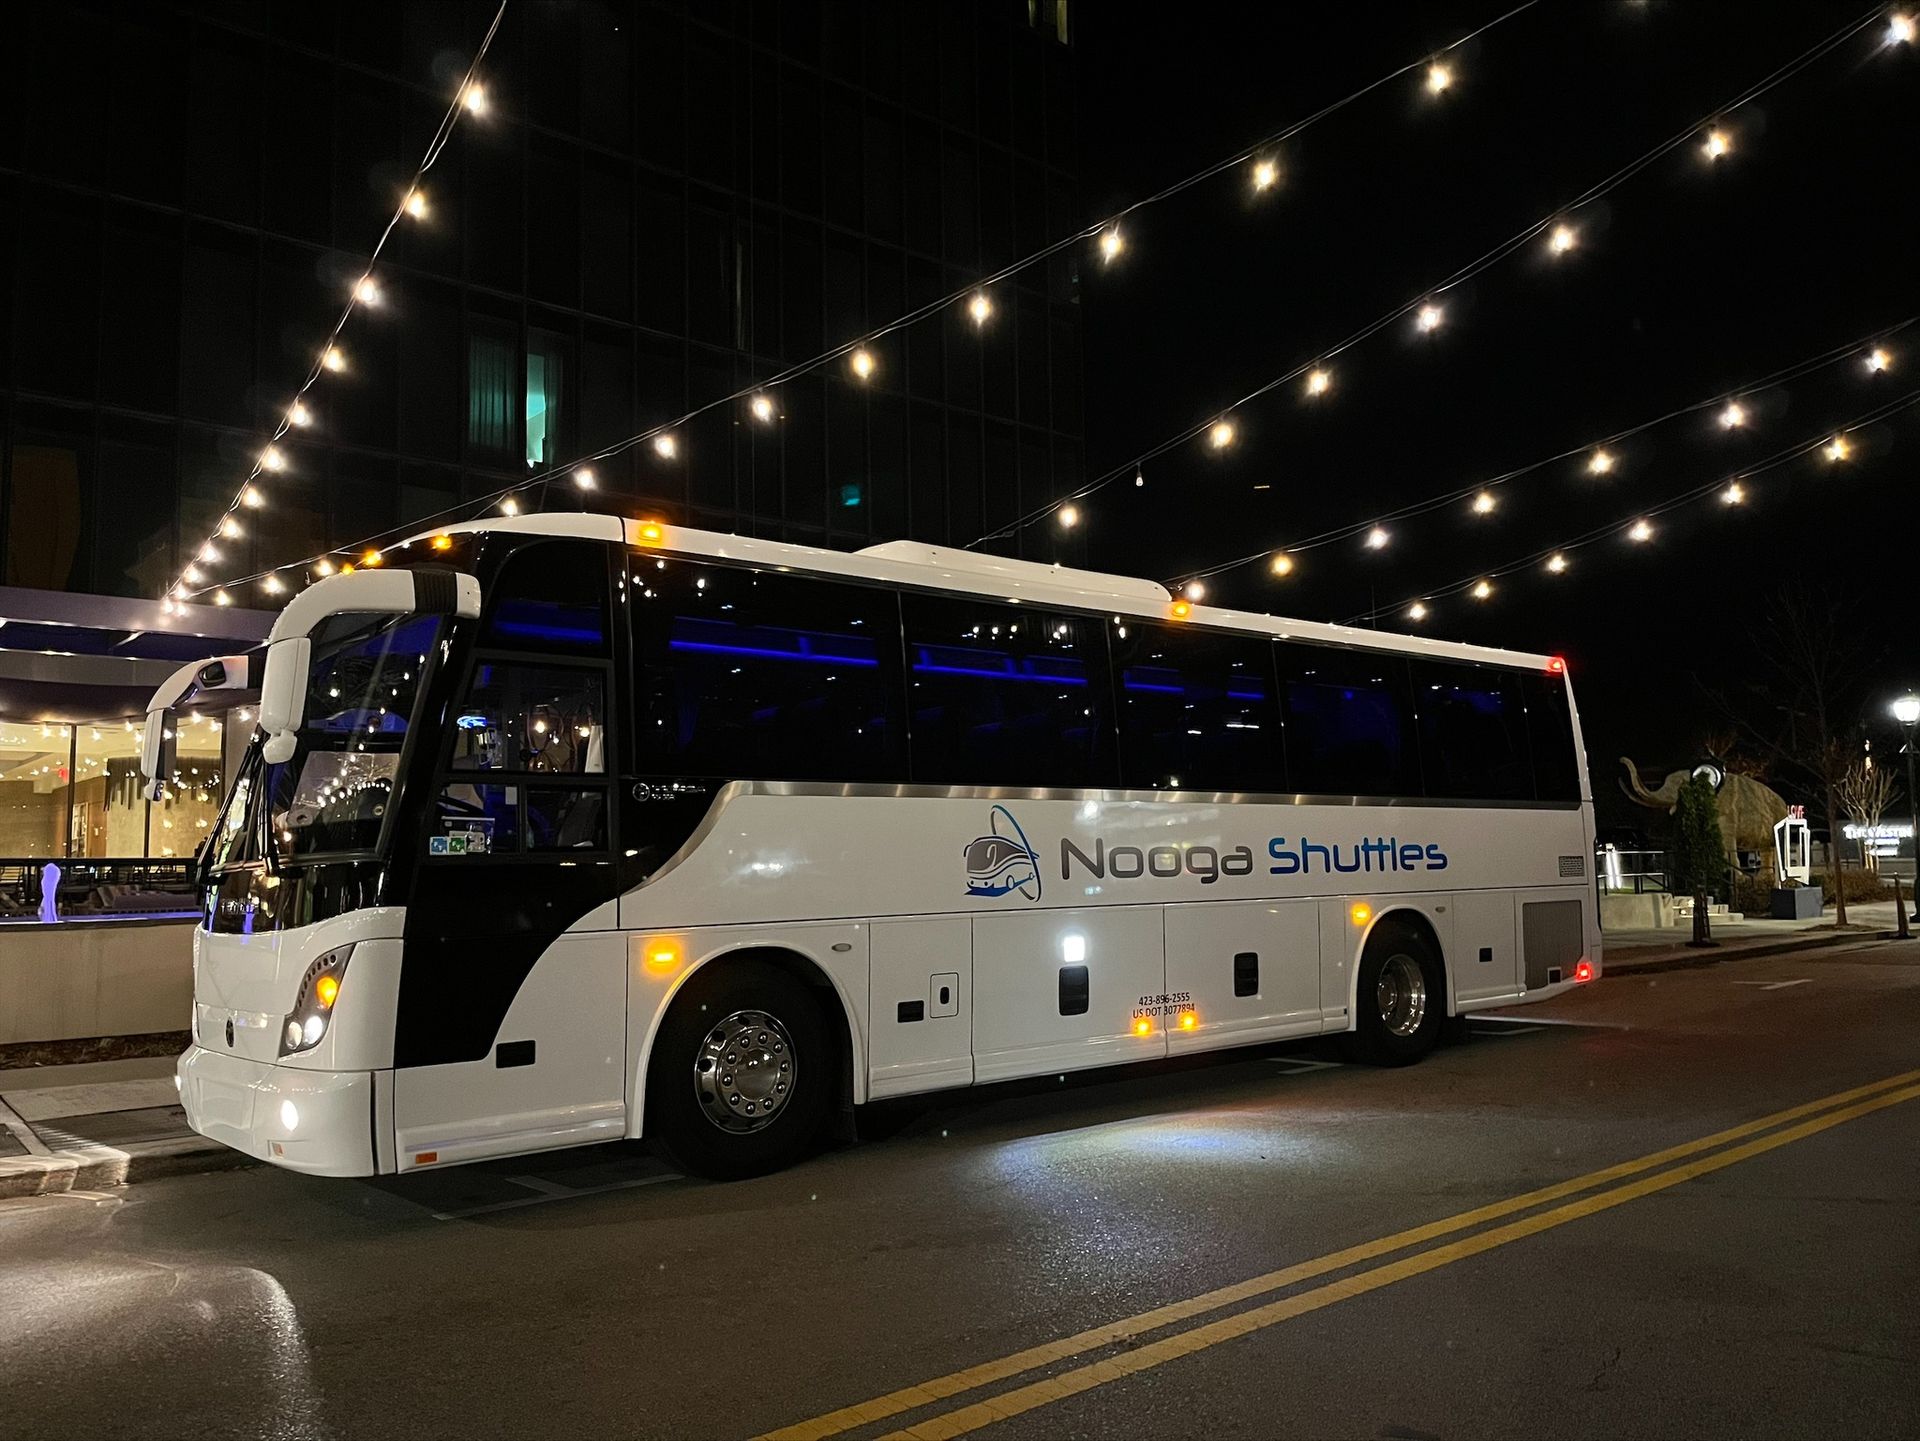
[160,515,1599,1180]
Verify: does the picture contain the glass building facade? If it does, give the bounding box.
[0,0,1085,606]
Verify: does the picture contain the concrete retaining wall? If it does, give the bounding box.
[0,919,193,1045]
[1600,892,1676,931]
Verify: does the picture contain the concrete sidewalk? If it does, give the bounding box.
[0,1054,253,1199]
[1602,900,1904,974]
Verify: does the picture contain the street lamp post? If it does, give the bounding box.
[1894,693,1920,925]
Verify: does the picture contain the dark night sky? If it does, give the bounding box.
[1053,1,1918,819]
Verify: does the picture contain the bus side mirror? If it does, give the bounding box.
[140,712,177,802]
[258,636,313,765]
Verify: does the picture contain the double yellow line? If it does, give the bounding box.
[759,1068,1920,1441]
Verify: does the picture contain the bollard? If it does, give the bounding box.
[1898,875,1913,941]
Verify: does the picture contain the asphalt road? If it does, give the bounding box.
[2,938,1916,1441]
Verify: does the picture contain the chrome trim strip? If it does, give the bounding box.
[725,779,1584,811]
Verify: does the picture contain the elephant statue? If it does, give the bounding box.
[1618,757,1790,861]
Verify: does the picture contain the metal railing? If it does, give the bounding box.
[0,859,197,920]
[1597,846,1669,895]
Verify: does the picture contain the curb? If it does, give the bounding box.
[1603,929,1899,977]
[0,1135,257,1200]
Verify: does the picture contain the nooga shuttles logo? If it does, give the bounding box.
[963,804,1042,902]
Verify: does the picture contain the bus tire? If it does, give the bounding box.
[1343,920,1445,1067]
[645,959,832,1180]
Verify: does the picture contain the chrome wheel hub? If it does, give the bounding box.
[1376,953,1428,1038]
[694,1010,795,1134]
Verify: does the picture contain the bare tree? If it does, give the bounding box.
[1700,588,1880,928]
[1837,754,1898,874]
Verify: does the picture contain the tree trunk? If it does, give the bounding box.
[1827,781,1849,928]
[1693,888,1711,945]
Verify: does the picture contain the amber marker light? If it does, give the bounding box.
[361,549,383,567]
[1178,1010,1198,1031]
[1170,600,1192,621]
[314,974,340,1009]
[430,535,452,552]
[644,940,681,971]
[1132,1016,1153,1036]
[636,520,666,546]
[1350,903,1372,926]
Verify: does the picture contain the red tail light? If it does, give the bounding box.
[1546,655,1567,675]
[1574,959,1594,983]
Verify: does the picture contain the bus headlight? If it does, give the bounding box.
[279,945,354,1057]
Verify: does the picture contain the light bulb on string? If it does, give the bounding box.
[462,81,488,116]
[1548,223,1577,255]
[260,446,286,472]
[1250,157,1279,193]
[1058,504,1080,530]
[967,292,992,327]
[573,467,596,490]
[1208,418,1236,450]
[750,394,775,422]
[1702,128,1731,161]
[1470,579,1493,601]
[1305,368,1331,397]
[1628,519,1654,543]
[1471,491,1497,515]
[1718,401,1747,429]
[1269,553,1295,577]
[1889,12,1915,44]
[1185,580,1207,602]
[218,516,242,539]
[1416,303,1443,333]
[653,433,679,460]
[1823,435,1851,462]
[850,349,876,381]
[213,590,232,607]
[1867,347,1892,373]
[314,558,335,577]
[404,189,428,220]
[1098,227,1124,264]
[1133,469,1145,488]
[322,346,345,373]
[1407,601,1430,622]
[197,544,219,565]
[1587,449,1615,475]
[1546,553,1569,574]
[501,496,519,516]
[242,485,264,508]
[353,275,382,307]
[1425,61,1453,94]
[262,575,285,595]
[1364,526,1389,551]
[288,400,312,428]
[1722,480,1747,505]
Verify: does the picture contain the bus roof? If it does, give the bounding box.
[413,513,1563,673]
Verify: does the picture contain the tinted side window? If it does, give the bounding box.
[1522,671,1583,802]
[481,540,610,655]
[1113,621,1282,791]
[631,561,906,782]
[902,594,1114,788]
[1275,644,1422,798]
[1410,662,1534,801]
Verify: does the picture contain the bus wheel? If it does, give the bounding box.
[645,959,832,1180]
[1344,921,1445,1067]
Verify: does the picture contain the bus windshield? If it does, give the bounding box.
[210,611,444,868]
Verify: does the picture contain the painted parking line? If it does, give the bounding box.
[430,1169,680,1221]
[756,1066,1920,1441]
[1735,978,1812,990]
[875,1078,1920,1441]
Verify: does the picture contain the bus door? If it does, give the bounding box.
[391,539,627,1168]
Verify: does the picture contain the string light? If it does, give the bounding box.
[1823,434,1851,462]
[572,467,596,490]
[1269,553,1295,577]
[1548,223,1577,255]
[1134,470,1145,488]
[313,558,334,577]
[750,394,775,423]
[404,189,428,220]
[1416,304,1444,333]
[1305,368,1331,397]
[213,590,232,606]
[1407,601,1430,621]
[967,292,993,326]
[1364,526,1390,550]
[1185,580,1207,602]
[1587,449,1616,475]
[1208,419,1236,450]
[259,446,286,472]
[501,496,519,516]
[197,544,220,566]
[353,275,382,307]
[182,566,203,585]
[1471,491,1497,515]
[462,82,488,116]
[1702,128,1731,161]
[1868,347,1892,373]
[262,575,285,595]
[850,349,876,381]
[288,400,312,428]
[1098,227,1124,264]
[1470,579,1494,600]
[322,346,345,373]
[1718,401,1747,429]
[1721,480,1746,505]
[1546,553,1569,574]
[1889,12,1916,44]
[218,516,242,539]
[1425,62,1453,94]
[652,433,679,460]
[1058,504,1080,529]
[1627,519,1655,542]
[1250,157,1279,193]
[361,549,383,567]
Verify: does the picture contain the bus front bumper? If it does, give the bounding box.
[177,1045,378,1177]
